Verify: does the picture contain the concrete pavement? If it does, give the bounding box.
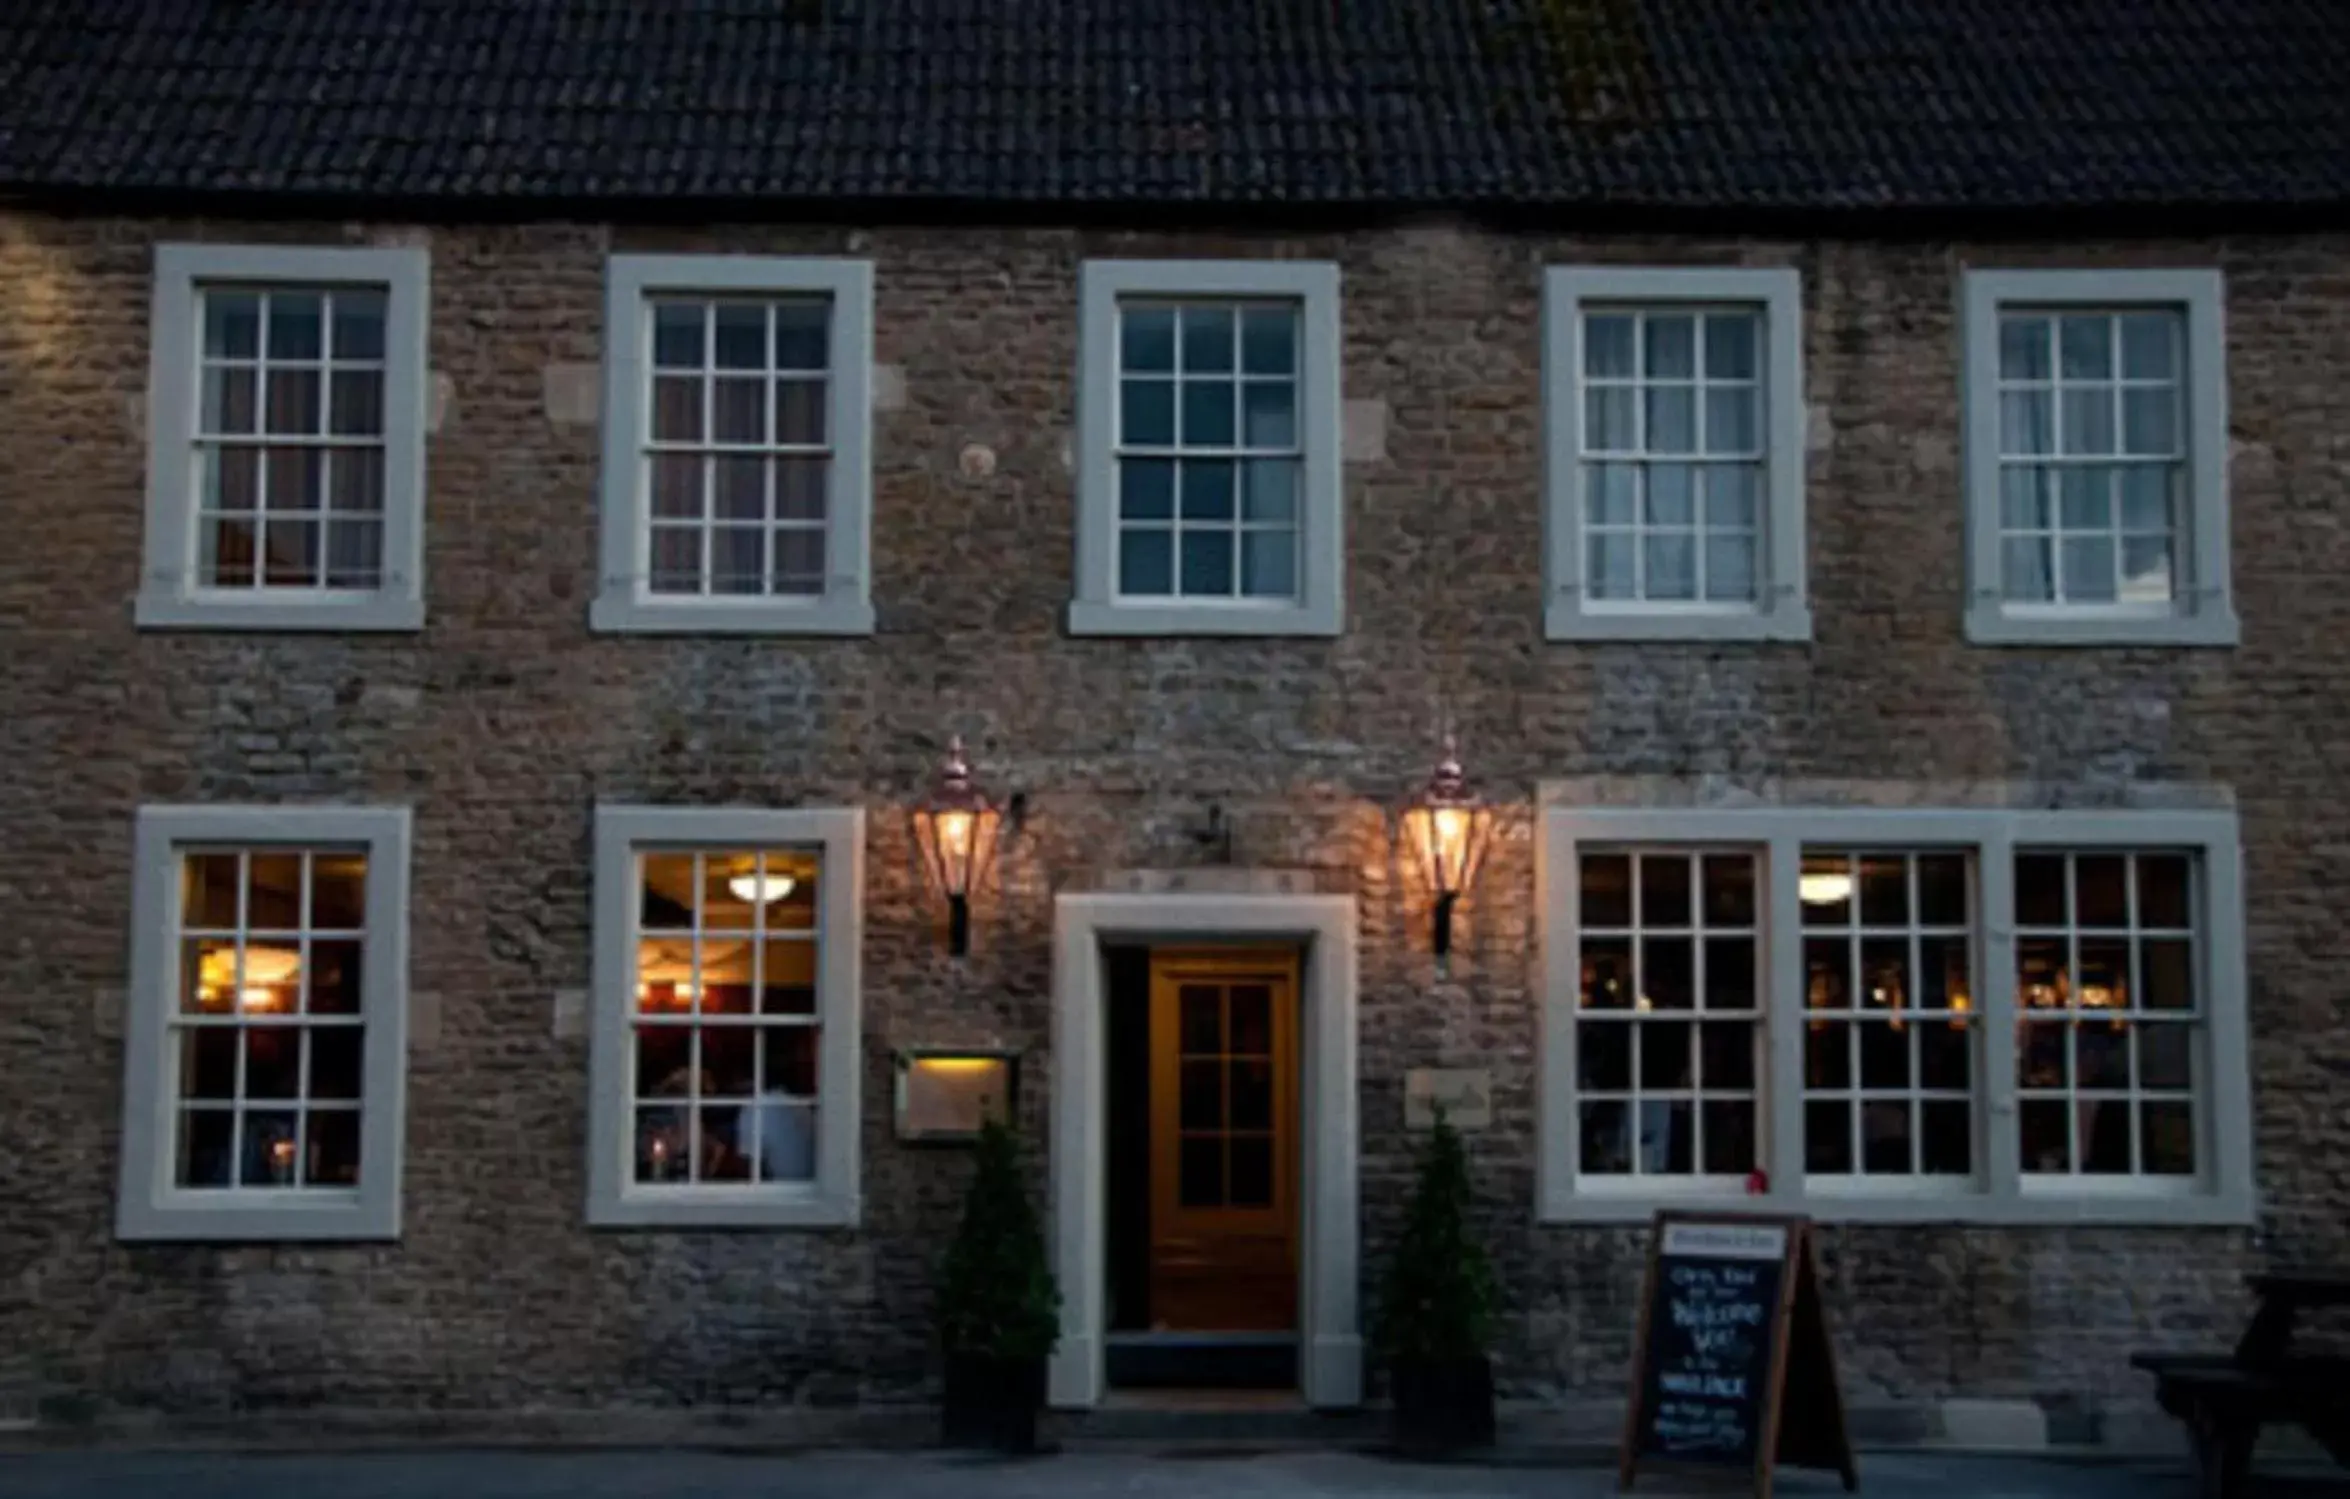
[4,1448,2344,1499]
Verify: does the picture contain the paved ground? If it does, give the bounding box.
[4,1449,2346,1499]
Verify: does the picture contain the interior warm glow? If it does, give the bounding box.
[912,1056,1000,1075]
[238,986,283,1012]
[726,871,797,905]
[1799,871,1855,906]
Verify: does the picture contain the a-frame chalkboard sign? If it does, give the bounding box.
[1617,1212,1857,1498]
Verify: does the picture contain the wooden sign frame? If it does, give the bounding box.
[1618,1211,1857,1499]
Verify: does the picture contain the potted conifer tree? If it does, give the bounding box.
[935,1115,1060,1452]
[1376,1109,1500,1456]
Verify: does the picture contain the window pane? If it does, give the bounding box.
[2001,391,2053,455]
[711,527,765,594]
[204,367,258,434]
[1586,388,1635,451]
[1860,1101,1912,1174]
[1121,459,1174,520]
[325,516,380,587]
[2020,1099,2071,1173]
[1584,314,1635,378]
[1639,854,1692,926]
[265,368,322,435]
[2140,1022,2193,1091]
[1120,379,1174,445]
[1702,856,1754,926]
[775,379,826,445]
[1705,524,1755,600]
[2058,466,2112,529]
[329,448,385,514]
[1918,1020,1970,1091]
[268,294,324,359]
[308,1109,362,1186]
[714,456,764,521]
[2002,535,2054,602]
[1916,855,1967,925]
[2120,534,2173,603]
[206,292,262,358]
[1704,466,1758,529]
[1804,1100,1851,1173]
[1241,458,1297,522]
[713,377,764,443]
[245,1027,302,1099]
[1806,1025,1850,1089]
[2078,1100,2133,1173]
[1586,533,1635,600]
[1999,316,2050,380]
[1242,381,1295,448]
[1644,316,1695,379]
[1580,938,1632,1010]
[177,1109,237,1188]
[180,1028,238,1101]
[1580,854,1632,927]
[1179,1136,1223,1206]
[1121,306,1176,373]
[2060,537,2116,602]
[652,376,702,442]
[1701,1100,1755,1174]
[2000,467,2050,529]
[1641,1021,1692,1090]
[713,304,766,370]
[1703,387,1757,454]
[1858,856,1908,925]
[2141,939,2194,1010]
[648,528,701,593]
[1230,1137,1274,1208]
[1580,1101,1630,1173]
[1579,1023,1631,1091]
[1119,528,1172,595]
[1180,306,1234,373]
[310,1027,364,1101]
[774,301,830,371]
[1645,463,1694,525]
[307,938,363,1015]
[1239,307,1295,375]
[2059,315,2112,379]
[2119,466,2174,531]
[2077,855,2128,927]
[653,302,705,368]
[2119,312,2177,380]
[775,456,827,524]
[2142,1101,2195,1175]
[1646,388,1696,454]
[331,291,385,360]
[1644,533,1695,600]
[1179,530,1235,596]
[2139,855,2192,928]
[1920,1101,1971,1175]
[1699,1019,1754,1089]
[2061,389,2116,455]
[1241,529,1296,599]
[1704,314,1759,380]
[1231,1060,1273,1128]
[1642,939,1694,1011]
[262,519,319,587]
[2123,389,2177,456]
[1179,460,1235,520]
[1181,380,1236,446]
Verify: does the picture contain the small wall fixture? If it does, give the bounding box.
[912,735,1001,956]
[894,1048,1018,1143]
[1400,735,1496,971]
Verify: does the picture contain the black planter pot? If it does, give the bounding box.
[1390,1354,1497,1456]
[940,1351,1048,1453]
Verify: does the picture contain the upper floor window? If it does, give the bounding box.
[1962,270,2235,646]
[1543,267,1811,642]
[138,246,429,632]
[1071,261,1342,637]
[118,806,412,1241]
[593,256,874,636]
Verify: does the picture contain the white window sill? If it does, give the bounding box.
[1539,1185,2253,1227]
[116,1191,398,1242]
[1965,603,2241,647]
[590,594,876,637]
[1067,599,1342,638]
[1546,601,1814,643]
[587,1188,861,1230]
[135,591,425,634]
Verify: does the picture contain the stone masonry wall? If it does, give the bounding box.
[0,214,2344,1424]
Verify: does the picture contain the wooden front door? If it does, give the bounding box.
[1147,948,1299,1333]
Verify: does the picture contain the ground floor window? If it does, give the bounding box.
[118,805,412,1241]
[586,805,863,1228]
[1541,805,2250,1224]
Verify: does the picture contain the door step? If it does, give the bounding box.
[1065,1389,1381,1447]
[1105,1333,1297,1390]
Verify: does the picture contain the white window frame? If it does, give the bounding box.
[1538,803,2252,1225]
[1542,267,1811,642]
[138,245,430,632]
[586,805,864,1228]
[1961,268,2236,646]
[1070,260,1343,637]
[117,804,413,1241]
[591,256,875,636]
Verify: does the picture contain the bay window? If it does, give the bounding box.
[1540,805,2251,1224]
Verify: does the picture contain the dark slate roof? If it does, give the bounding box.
[2,0,2348,220]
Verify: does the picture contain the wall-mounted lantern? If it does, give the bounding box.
[1400,735,1496,971]
[894,1048,1018,1143]
[912,735,1001,957]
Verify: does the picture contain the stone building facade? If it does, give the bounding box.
[0,212,2343,1435]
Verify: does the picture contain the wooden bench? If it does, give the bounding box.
[2132,1272,2350,1498]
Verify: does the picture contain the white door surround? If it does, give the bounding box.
[1048,892,1361,1409]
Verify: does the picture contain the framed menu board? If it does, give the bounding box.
[1618,1212,1856,1498]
